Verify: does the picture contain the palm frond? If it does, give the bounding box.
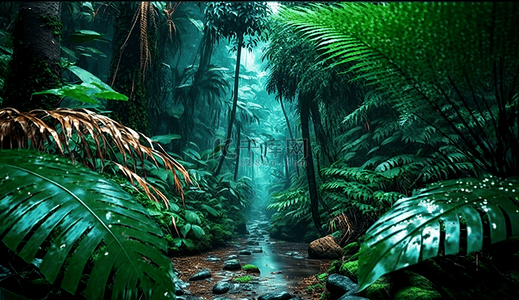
[358,175,519,291]
[0,107,191,207]
[0,149,175,299]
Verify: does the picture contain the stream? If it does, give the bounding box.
[173,212,332,299]
[236,213,327,294]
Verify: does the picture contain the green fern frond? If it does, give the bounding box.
[267,189,308,212]
[321,165,390,187]
[374,154,417,172]
[280,2,519,177]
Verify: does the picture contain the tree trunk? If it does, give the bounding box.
[280,97,293,140]
[2,2,62,111]
[309,100,334,163]
[177,25,215,150]
[251,150,255,180]
[280,97,299,177]
[107,2,154,136]
[285,154,290,185]
[214,34,243,176]
[234,124,241,181]
[301,98,326,236]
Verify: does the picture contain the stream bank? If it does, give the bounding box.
[171,213,332,299]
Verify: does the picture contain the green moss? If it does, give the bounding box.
[342,242,360,257]
[192,229,212,250]
[404,271,435,290]
[42,15,63,38]
[306,283,323,292]
[210,223,233,245]
[317,272,328,282]
[235,275,253,283]
[339,260,358,279]
[242,264,259,272]
[328,259,341,274]
[107,3,151,135]
[394,286,442,300]
[3,55,61,110]
[360,278,391,300]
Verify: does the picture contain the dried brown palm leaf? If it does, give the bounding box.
[0,107,191,206]
[329,212,354,246]
[114,162,170,208]
[170,215,181,238]
[0,108,64,154]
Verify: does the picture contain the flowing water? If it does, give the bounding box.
[234,213,331,294]
[175,212,332,298]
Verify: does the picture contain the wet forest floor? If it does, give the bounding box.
[171,215,332,300]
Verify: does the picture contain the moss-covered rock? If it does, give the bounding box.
[317,272,328,283]
[394,286,442,300]
[328,259,341,274]
[242,264,260,273]
[339,260,358,279]
[360,278,391,300]
[342,242,360,257]
[386,269,441,300]
[404,271,435,290]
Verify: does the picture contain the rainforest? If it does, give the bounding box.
[1,2,519,300]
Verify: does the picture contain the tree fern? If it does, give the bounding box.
[279,2,519,293]
[280,2,519,177]
[320,165,404,218]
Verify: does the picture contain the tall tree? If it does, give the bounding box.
[107,2,158,136]
[205,2,269,176]
[264,20,329,236]
[2,2,62,111]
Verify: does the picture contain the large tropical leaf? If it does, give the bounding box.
[357,176,519,291]
[70,30,103,44]
[33,65,128,103]
[0,149,176,299]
